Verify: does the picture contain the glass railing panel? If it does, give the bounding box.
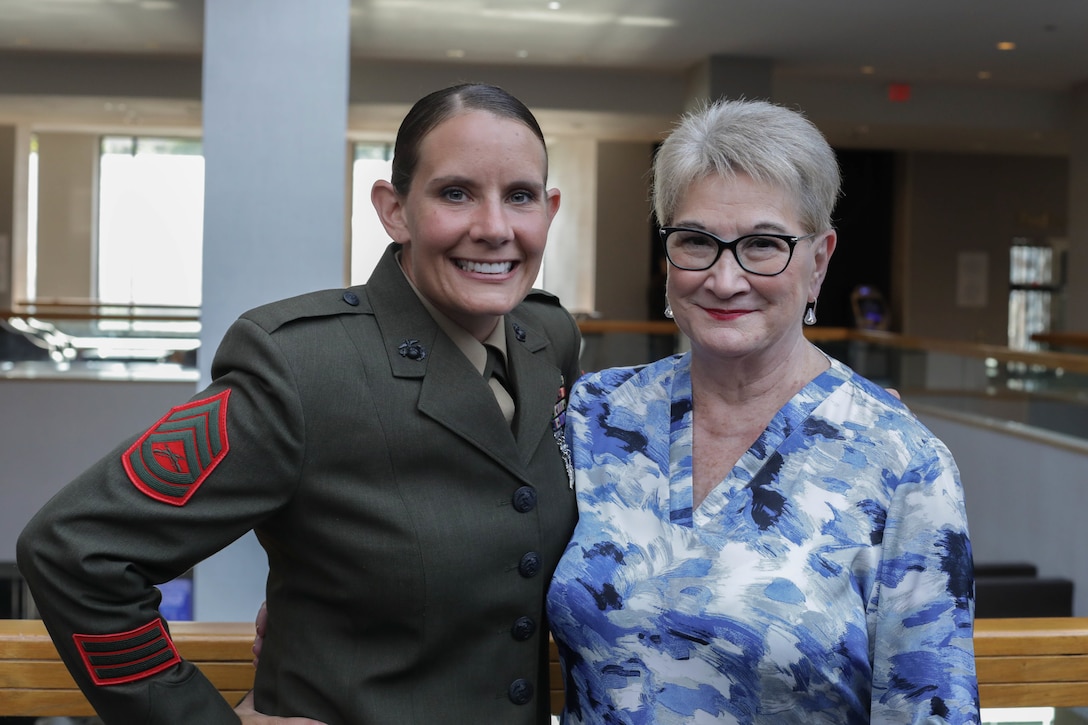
[2,302,200,366]
[810,330,1088,445]
[574,323,1088,446]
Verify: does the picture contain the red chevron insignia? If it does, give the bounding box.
[73,619,181,686]
[122,389,231,506]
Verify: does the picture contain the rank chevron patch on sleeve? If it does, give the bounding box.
[122,389,231,506]
[72,619,182,686]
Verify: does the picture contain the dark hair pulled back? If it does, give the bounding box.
[390,83,547,195]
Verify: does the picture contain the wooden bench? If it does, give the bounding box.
[974,617,1088,708]
[0,620,255,717]
[3,618,1088,716]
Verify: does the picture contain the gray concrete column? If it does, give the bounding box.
[1065,82,1088,332]
[196,0,350,620]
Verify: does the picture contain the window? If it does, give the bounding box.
[9,134,204,364]
[25,135,38,301]
[349,141,394,285]
[97,136,204,306]
[1008,239,1064,351]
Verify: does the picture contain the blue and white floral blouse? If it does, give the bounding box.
[546,354,979,724]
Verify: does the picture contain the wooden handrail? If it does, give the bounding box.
[1032,331,1088,351]
[2,304,201,323]
[845,328,1088,375]
[14,299,200,311]
[2,309,1085,375]
[2,617,1088,716]
[576,318,678,336]
[575,321,1088,376]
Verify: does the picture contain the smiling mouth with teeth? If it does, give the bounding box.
[456,259,514,274]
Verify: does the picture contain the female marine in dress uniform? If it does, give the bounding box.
[18,84,581,725]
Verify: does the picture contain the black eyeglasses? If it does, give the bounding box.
[660,226,818,276]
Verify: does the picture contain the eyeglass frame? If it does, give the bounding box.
[659,226,820,276]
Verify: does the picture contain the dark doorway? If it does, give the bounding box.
[820,149,897,329]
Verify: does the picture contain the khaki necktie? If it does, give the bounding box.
[483,344,516,425]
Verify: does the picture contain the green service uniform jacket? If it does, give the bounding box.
[17,244,582,724]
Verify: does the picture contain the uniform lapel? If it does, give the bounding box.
[417,334,522,470]
[354,245,529,481]
[506,313,562,466]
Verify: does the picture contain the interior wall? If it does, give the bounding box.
[581,141,658,370]
[349,59,688,121]
[0,126,14,307]
[593,141,654,319]
[900,152,1068,344]
[35,132,98,301]
[0,52,202,100]
[1067,82,1088,332]
[918,409,1088,616]
[0,378,198,562]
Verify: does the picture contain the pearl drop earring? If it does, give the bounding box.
[803,301,817,326]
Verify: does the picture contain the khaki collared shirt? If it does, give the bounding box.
[396,253,515,424]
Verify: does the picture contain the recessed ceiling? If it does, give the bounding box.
[2,0,1087,153]
[2,0,1086,88]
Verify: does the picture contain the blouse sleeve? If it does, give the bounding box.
[868,437,980,724]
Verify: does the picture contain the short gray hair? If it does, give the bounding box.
[652,98,841,233]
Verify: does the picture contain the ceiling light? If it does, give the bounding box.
[996,41,1016,51]
[488,9,608,24]
[978,71,992,80]
[548,2,561,9]
[618,16,675,28]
